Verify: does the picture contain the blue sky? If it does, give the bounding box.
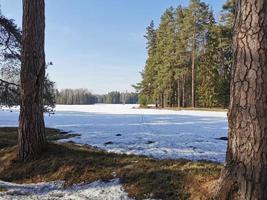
[0,0,224,94]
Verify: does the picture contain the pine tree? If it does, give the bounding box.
[142,21,158,105]
[196,11,221,107]
[174,6,190,107]
[215,0,267,198]
[155,7,176,107]
[18,0,46,161]
[215,0,236,107]
[182,0,210,107]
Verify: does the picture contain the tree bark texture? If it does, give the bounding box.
[18,0,46,161]
[215,0,267,199]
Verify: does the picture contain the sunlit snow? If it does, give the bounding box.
[0,104,228,163]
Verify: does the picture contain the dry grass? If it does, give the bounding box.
[0,127,80,149]
[0,188,7,192]
[0,127,222,200]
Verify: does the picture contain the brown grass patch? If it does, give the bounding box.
[0,188,7,192]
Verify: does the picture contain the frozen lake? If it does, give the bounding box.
[0,104,228,163]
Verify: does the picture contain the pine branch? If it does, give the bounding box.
[0,78,19,87]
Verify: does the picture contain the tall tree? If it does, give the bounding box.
[215,0,267,199]
[140,21,158,105]
[216,0,236,107]
[156,7,176,107]
[18,0,46,161]
[196,12,220,107]
[174,6,189,108]
[182,0,210,107]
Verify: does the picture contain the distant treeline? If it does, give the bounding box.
[56,89,138,105]
[97,91,138,104]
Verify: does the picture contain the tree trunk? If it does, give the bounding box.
[215,0,267,199]
[164,92,167,108]
[182,75,185,107]
[161,92,164,108]
[18,0,46,161]
[191,23,196,108]
[177,79,181,107]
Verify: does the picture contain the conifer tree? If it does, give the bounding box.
[142,21,158,104]
[196,11,220,107]
[174,6,190,107]
[18,0,46,161]
[155,7,176,107]
[181,0,210,107]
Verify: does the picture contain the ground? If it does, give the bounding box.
[0,127,222,200]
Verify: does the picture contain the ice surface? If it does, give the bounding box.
[0,104,228,162]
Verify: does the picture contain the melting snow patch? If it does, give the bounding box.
[0,179,134,200]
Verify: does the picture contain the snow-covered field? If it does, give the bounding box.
[0,104,228,162]
[0,104,228,199]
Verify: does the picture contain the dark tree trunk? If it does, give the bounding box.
[164,92,167,108]
[191,49,195,108]
[18,0,46,161]
[182,75,185,107]
[191,24,196,108]
[215,0,267,199]
[161,92,164,108]
[177,79,181,107]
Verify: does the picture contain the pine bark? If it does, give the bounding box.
[215,0,267,199]
[18,0,46,161]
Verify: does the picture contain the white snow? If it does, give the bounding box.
[0,179,133,200]
[55,104,227,117]
[0,104,228,162]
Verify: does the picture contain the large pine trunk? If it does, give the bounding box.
[215,0,267,199]
[18,0,46,161]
